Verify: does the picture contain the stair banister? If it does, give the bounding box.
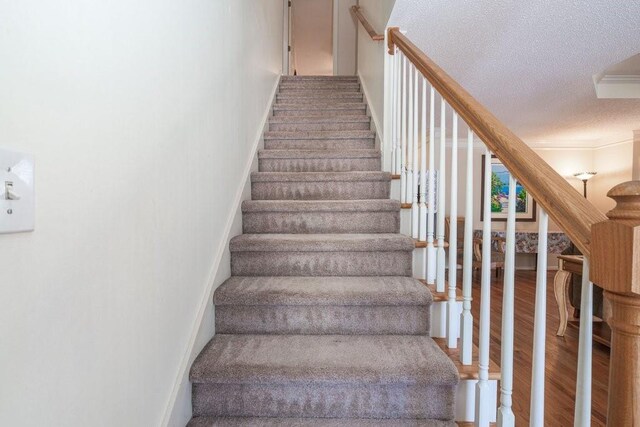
[475,149,494,425]
[387,27,606,256]
[351,6,384,41]
[530,209,549,427]
[426,86,436,284]
[400,54,408,205]
[411,68,420,239]
[446,112,459,349]
[382,23,634,426]
[408,64,417,236]
[436,99,447,293]
[419,77,428,244]
[460,129,474,366]
[498,175,517,426]
[575,259,594,427]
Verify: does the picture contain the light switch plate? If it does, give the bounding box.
[0,148,35,234]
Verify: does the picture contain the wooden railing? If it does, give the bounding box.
[351,6,384,41]
[382,22,640,427]
[388,28,606,257]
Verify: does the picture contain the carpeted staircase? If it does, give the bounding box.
[188,76,459,426]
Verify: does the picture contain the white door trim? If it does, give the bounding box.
[282,0,290,75]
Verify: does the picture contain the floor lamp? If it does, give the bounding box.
[574,172,597,198]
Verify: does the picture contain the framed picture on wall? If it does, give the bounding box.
[480,155,536,222]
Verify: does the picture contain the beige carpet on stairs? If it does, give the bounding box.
[187,75,459,426]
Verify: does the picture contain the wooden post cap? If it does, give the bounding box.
[591,181,640,295]
[606,181,640,220]
[387,27,399,55]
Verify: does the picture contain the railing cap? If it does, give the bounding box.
[607,181,640,221]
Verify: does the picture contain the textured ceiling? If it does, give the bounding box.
[388,0,640,148]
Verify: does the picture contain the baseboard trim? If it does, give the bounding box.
[160,76,280,427]
[357,72,384,153]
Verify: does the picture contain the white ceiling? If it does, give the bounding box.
[388,0,640,148]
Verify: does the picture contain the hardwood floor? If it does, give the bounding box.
[465,270,610,426]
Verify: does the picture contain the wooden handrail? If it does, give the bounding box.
[388,27,606,257]
[351,6,384,41]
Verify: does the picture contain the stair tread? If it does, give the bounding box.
[264,130,374,140]
[422,281,464,302]
[188,416,456,426]
[281,75,359,79]
[277,93,363,99]
[274,104,366,110]
[230,233,415,252]
[432,338,501,381]
[277,96,363,101]
[251,171,391,182]
[242,199,399,212]
[279,82,360,86]
[269,115,370,123]
[190,334,459,386]
[277,89,363,95]
[214,276,431,306]
[258,149,380,159]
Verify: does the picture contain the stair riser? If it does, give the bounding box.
[192,383,455,419]
[251,181,390,200]
[264,140,374,150]
[215,305,429,335]
[242,210,398,233]
[231,250,411,276]
[273,109,367,117]
[269,122,370,132]
[258,157,380,172]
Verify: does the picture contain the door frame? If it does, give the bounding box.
[283,0,345,76]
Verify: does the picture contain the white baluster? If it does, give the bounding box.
[406,63,414,207]
[394,50,402,177]
[460,129,474,365]
[476,148,493,426]
[436,99,446,293]
[530,209,548,427]
[388,46,396,175]
[426,87,436,284]
[400,55,407,205]
[419,79,427,243]
[498,175,517,427]
[446,112,459,348]
[411,68,420,239]
[574,259,593,427]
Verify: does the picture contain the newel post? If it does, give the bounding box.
[591,181,640,426]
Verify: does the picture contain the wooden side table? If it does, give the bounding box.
[554,254,611,346]
[554,255,583,336]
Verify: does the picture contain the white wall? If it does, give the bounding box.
[292,0,334,75]
[333,0,359,75]
[0,1,283,426]
[591,141,634,214]
[357,0,396,137]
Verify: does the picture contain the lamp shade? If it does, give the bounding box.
[574,172,597,181]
